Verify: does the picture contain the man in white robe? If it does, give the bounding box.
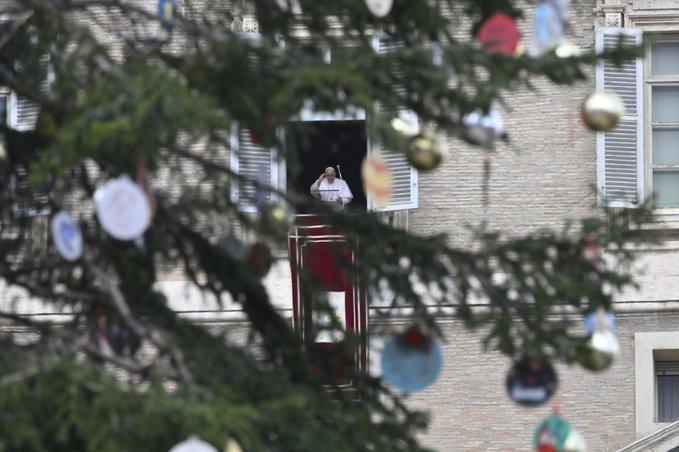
[310,167,353,208]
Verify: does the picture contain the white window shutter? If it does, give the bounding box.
[369,37,419,212]
[595,27,644,207]
[230,122,279,212]
[8,91,38,131]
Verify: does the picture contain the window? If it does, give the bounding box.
[648,38,679,208]
[231,38,419,213]
[595,27,643,208]
[657,361,679,423]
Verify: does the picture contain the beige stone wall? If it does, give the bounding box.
[411,1,599,246]
[381,310,679,452]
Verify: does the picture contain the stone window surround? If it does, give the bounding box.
[634,332,679,438]
[623,2,679,226]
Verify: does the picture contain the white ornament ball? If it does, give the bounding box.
[365,0,393,18]
[169,436,218,452]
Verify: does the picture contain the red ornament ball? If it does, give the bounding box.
[477,13,521,55]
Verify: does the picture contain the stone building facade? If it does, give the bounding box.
[3,0,679,450]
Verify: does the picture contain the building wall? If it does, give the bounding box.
[412,1,599,245]
[389,310,679,451]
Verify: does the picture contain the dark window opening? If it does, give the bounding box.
[286,120,367,212]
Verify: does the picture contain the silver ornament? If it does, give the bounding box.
[555,42,582,59]
[563,429,587,452]
[580,329,620,372]
[391,112,420,138]
[463,108,504,145]
[581,91,625,132]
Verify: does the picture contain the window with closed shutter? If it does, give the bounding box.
[369,37,419,212]
[595,27,644,208]
[8,91,39,131]
[230,123,280,212]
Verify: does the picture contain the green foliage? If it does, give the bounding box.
[0,0,658,449]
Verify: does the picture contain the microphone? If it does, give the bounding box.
[336,164,343,179]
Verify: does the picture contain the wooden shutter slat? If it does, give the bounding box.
[595,27,644,208]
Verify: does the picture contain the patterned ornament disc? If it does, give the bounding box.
[51,211,83,261]
[94,176,151,241]
[506,357,558,406]
[362,155,392,208]
[533,414,572,451]
[380,334,442,392]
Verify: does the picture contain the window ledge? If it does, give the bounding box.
[642,208,679,232]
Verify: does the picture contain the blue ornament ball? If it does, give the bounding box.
[380,335,442,393]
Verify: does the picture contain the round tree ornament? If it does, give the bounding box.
[362,155,392,208]
[580,329,620,372]
[380,329,442,392]
[391,113,420,138]
[580,308,620,372]
[477,13,521,55]
[365,0,393,18]
[94,175,151,241]
[51,211,83,261]
[224,438,243,452]
[533,414,571,452]
[506,356,557,406]
[407,135,442,171]
[169,436,218,452]
[581,91,625,132]
[463,108,505,146]
[563,429,587,452]
[157,0,177,31]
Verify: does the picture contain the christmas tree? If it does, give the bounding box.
[0,0,655,450]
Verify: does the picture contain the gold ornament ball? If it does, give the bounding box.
[578,330,620,372]
[407,136,442,171]
[581,91,625,132]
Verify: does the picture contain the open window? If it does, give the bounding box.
[231,37,419,213]
[287,120,367,212]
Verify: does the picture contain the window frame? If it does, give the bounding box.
[645,34,679,210]
[0,87,10,126]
